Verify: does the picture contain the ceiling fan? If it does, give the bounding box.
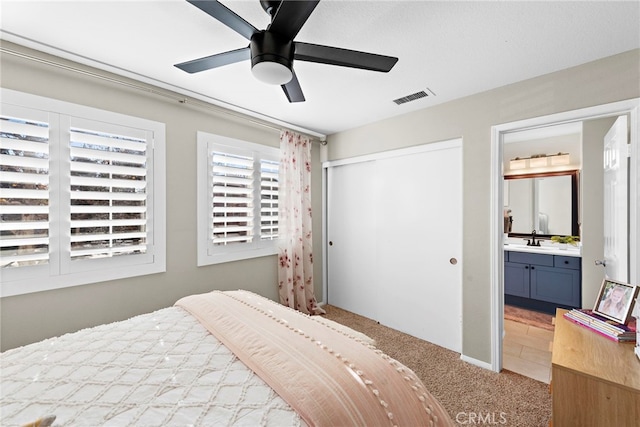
[175,0,399,102]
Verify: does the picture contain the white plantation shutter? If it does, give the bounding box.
[1,89,166,297]
[198,133,279,265]
[260,158,279,241]
[69,126,148,260]
[0,114,50,268]
[211,151,254,245]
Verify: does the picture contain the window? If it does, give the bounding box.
[0,89,166,297]
[197,132,279,265]
[1,111,50,269]
[68,123,149,261]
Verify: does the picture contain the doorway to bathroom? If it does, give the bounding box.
[490,98,640,374]
[501,121,583,383]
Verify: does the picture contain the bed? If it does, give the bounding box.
[1,290,453,426]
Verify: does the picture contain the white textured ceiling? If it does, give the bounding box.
[1,1,639,136]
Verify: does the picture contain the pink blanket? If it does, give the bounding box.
[176,290,453,427]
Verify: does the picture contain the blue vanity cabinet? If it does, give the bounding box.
[504,258,530,298]
[505,251,581,309]
[530,256,581,307]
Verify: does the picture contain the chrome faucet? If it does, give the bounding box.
[527,230,541,247]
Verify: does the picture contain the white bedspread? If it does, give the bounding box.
[0,306,305,427]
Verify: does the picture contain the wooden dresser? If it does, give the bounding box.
[551,309,640,426]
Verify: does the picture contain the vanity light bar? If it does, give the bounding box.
[551,153,571,165]
[509,152,570,170]
[509,158,527,169]
[529,156,548,168]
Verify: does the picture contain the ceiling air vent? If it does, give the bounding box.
[393,88,435,105]
[393,90,428,105]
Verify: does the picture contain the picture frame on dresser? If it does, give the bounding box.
[593,278,639,324]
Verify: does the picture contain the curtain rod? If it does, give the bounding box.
[0,46,327,144]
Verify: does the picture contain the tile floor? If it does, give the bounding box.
[503,318,554,384]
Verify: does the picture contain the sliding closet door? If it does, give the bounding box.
[326,161,380,321]
[326,140,462,352]
[375,144,462,352]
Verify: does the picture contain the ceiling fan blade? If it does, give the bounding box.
[294,42,398,72]
[187,0,258,40]
[269,0,320,40]
[175,47,251,73]
[281,71,305,103]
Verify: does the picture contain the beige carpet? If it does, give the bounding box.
[322,305,552,427]
[504,304,555,331]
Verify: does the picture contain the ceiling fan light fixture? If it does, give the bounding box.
[251,60,292,85]
[250,31,294,85]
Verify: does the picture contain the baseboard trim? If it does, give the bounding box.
[460,354,495,372]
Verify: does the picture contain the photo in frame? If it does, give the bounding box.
[593,278,639,324]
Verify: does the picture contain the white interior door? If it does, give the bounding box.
[326,140,462,352]
[603,115,629,282]
[326,161,379,321]
[375,146,462,351]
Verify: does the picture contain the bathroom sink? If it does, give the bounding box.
[504,243,581,257]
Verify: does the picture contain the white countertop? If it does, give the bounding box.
[504,242,581,257]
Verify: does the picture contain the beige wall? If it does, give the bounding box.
[2,40,638,365]
[0,41,324,350]
[326,49,640,364]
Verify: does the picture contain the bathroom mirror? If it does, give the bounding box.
[504,170,579,239]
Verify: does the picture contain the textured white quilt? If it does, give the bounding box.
[0,306,305,427]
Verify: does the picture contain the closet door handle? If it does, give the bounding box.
[530,266,535,270]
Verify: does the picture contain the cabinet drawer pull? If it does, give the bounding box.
[564,260,569,264]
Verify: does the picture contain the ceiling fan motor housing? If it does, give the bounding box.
[259,0,282,16]
[250,31,294,84]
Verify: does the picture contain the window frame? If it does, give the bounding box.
[0,89,166,297]
[197,131,279,266]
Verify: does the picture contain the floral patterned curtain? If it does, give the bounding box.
[278,130,325,315]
